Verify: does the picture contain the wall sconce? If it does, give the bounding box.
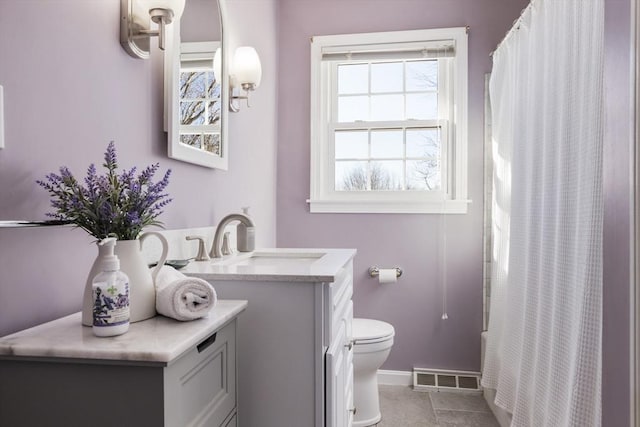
[120,0,185,59]
[230,47,262,112]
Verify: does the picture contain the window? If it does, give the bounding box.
[309,28,469,213]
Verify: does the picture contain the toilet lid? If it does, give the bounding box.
[352,318,395,343]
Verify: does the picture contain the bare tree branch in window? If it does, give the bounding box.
[340,163,401,191]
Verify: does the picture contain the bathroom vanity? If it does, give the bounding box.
[0,299,247,427]
[183,248,356,427]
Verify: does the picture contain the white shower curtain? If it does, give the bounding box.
[481,1,603,426]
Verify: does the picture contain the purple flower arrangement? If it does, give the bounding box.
[37,142,172,240]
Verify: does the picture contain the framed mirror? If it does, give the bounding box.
[165,0,228,169]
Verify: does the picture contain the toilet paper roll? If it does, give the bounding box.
[378,268,397,284]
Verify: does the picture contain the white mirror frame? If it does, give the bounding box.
[164,0,228,169]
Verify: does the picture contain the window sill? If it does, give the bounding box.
[306,198,471,214]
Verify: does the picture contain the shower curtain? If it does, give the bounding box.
[481,1,603,426]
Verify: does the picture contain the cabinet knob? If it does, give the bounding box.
[349,407,357,415]
[345,340,354,351]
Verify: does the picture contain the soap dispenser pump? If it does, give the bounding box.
[92,238,130,337]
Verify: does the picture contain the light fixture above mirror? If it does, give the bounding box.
[120,0,186,59]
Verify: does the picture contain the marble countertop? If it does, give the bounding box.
[0,300,247,364]
[181,247,356,282]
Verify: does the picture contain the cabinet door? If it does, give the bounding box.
[164,321,236,427]
[326,320,349,427]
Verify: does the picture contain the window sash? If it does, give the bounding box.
[328,120,449,194]
[328,59,451,123]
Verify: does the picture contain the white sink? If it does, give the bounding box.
[212,250,327,267]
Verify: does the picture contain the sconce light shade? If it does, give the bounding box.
[233,47,262,90]
[120,0,186,59]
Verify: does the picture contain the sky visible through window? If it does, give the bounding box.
[334,59,441,191]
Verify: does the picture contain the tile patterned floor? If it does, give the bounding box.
[377,385,500,427]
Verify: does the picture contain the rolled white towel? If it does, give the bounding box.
[153,265,217,321]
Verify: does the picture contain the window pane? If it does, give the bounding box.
[338,96,369,122]
[407,159,440,190]
[336,161,368,191]
[371,62,403,93]
[204,134,221,155]
[371,161,403,190]
[180,134,201,149]
[371,94,404,121]
[335,131,368,159]
[208,77,221,98]
[180,101,205,125]
[371,130,403,158]
[406,93,437,120]
[180,72,207,99]
[406,129,440,157]
[338,64,368,94]
[208,101,221,125]
[406,60,438,91]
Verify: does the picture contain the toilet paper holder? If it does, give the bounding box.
[368,266,403,278]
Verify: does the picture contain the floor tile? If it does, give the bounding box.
[435,409,501,427]
[429,391,492,412]
[378,385,439,427]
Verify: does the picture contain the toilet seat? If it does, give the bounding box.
[352,318,395,344]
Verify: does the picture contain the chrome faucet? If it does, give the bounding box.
[210,212,256,258]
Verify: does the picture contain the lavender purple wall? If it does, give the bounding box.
[603,0,633,424]
[0,0,278,337]
[275,0,528,372]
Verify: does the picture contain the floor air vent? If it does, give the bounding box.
[413,368,482,392]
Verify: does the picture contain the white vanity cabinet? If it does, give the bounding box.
[0,300,247,427]
[183,248,356,427]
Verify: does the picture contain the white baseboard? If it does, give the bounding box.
[377,369,412,386]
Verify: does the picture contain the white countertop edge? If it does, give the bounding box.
[182,248,357,282]
[0,300,248,364]
[186,272,338,282]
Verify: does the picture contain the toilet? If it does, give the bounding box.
[352,318,395,427]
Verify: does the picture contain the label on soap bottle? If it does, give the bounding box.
[93,280,130,327]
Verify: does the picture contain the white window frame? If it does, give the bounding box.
[309,28,469,214]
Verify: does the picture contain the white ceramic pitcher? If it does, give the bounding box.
[82,232,168,326]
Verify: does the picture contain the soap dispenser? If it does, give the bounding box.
[237,206,255,252]
[92,238,130,337]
